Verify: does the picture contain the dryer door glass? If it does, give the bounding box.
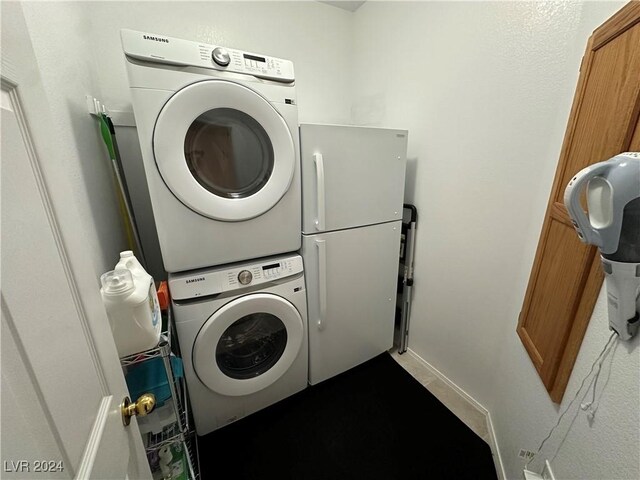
[215,312,287,379]
[184,108,274,199]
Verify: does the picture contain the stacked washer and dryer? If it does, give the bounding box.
[121,30,308,435]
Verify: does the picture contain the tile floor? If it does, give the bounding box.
[390,349,491,444]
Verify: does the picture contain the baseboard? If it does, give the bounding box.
[486,410,507,480]
[406,348,506,480]
[405,349,487,413]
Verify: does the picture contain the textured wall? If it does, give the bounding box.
[352,1,639,479]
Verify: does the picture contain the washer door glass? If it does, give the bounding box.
[153,80,295,221]
[192,293,304,396]
[216,312,287,379]
[185,108,274,199]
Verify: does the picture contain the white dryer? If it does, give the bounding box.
[169,254,308,435]
[121,30,301,272]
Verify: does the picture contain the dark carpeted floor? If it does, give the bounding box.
[198,352,497,479]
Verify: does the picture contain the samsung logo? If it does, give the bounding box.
[143,35,169,43]
[186,277,205,284]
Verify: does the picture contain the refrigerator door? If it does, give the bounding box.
[302,221,402,385]
[300,124,408,234]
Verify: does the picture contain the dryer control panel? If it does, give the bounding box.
[121,29,295,83]
[168,255,303,301]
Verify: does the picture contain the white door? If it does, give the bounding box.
[193,294,304,396]
[153,80,295,221]
[1,3,151,479]
[302,221,402,385]
[299,123,408,234]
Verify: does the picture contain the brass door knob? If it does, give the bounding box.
[121,393,156,426]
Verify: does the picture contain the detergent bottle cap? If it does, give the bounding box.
[101,269,134,296]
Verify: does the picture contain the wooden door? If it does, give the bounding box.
[1,3,151,478]
[517,2,640,403]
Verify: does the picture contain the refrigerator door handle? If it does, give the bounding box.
[316,238,327,331]
[313,153,326,231]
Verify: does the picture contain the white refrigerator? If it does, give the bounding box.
[299,124,408,385]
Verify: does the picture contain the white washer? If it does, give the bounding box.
[170,254,308,435]
[121,30,301,272]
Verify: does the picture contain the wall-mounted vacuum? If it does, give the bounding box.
[564,152,640,341]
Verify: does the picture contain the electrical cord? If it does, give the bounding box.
[579,335,616,420]
[525,331,619,469]
[550,337,618,465]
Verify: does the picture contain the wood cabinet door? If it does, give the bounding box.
[517,2,640,403]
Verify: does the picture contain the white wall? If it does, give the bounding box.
[19,1,128,278]
[81,1,355,125]
[353,0,592,410]
[352,1,638,479]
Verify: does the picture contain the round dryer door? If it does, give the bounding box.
[153,80,295,221]
[193,293,304,396]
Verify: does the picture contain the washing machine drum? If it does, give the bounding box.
[193,293,304,396]
[153,80,295,221]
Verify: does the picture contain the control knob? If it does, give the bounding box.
[238,270,253,285]
[212,47,230,66]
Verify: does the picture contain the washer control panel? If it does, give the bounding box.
[121,29,294,83]
[169,255,303,300]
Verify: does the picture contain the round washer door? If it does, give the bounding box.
[193,293,304,396]
[153,80,295,221]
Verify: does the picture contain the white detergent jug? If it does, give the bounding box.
[100,251,161,357]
